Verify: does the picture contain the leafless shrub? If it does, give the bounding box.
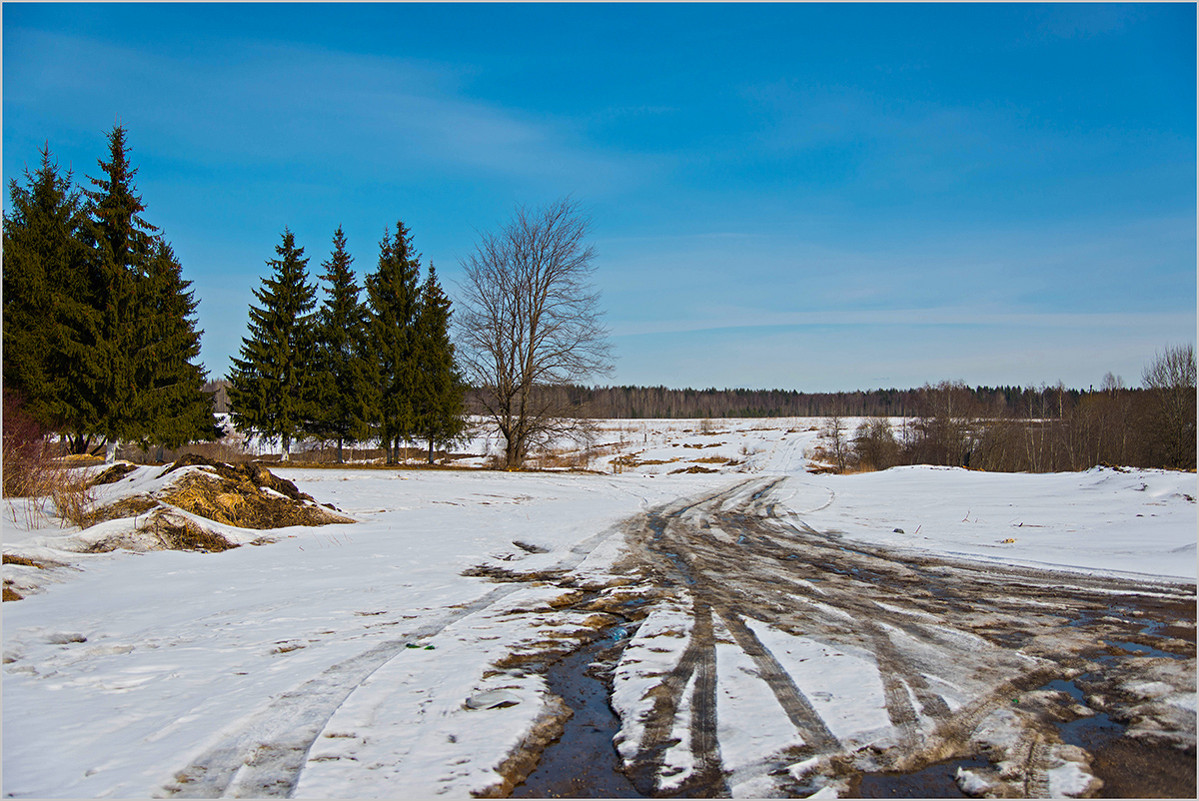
[3,390,96,527]
[853,419,900,471]
[50,470,98,529]
[819,413,852,473]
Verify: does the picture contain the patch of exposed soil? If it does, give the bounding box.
[1091,736,1196,798]
[2,554,63,569]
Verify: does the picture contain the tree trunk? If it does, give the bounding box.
[280,434,291,463]
[337,437,344,465]
[505,437,523,470]
[105,439,119,464]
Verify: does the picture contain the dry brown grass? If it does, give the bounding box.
[3,586,22,602]
[57,453,105,466]
[2,554,63,569]
[85,508,239,554]
[86,496,160,526]
[612,454,679,469]
[89,463,138,486]
[525,448,590,470]
[3,399,84,526]
[689,455,730,464]
[50,470,98,529]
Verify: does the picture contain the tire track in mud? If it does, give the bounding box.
[618,475,1197,795]
[686,604,723,792]
[717,610,840,753]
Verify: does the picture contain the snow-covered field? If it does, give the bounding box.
[3,418,1195,797]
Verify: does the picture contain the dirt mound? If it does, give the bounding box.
[154,455,351,529]
[161,455,308,499]
[90,462,138,486]
[86,508,241,554]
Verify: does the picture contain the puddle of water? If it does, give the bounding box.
[1138,618,1170,638]
[857,756,989,798]
[1103,639,1187,660]
[1044,677,1085,701]
[512,630,645,799]
[1058,710,1123,751]
[1040,676,1125,752]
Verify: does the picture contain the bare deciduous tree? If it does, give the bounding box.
[1141,343,1197,469]
[458,199,612,468]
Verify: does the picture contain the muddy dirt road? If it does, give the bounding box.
[572,476,1197,798]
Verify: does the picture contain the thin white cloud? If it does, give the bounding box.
[611,309,1195,339]
[5,28,655,195]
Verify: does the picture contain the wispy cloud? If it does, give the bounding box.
[611,309,1194,338]
[4,28,654,196]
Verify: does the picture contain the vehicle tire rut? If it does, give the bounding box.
[616,475,1196,795]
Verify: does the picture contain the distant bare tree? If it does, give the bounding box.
[458,199,612,468]
[853,418,900,471]
[821,411,851,473]
[1141,344,1196,469]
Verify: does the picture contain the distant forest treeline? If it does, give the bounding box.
[205,380,1116,420]
[465,382,1135,420]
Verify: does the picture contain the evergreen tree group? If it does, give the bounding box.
[3,129,218,458]
[228,222,465,463]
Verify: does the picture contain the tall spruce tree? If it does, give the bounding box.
[365,222,422,463]
[80,126,215,458]
[138,241,221,449]
[81,126,159,456]
[2,145,91,432]
[312,227,377,463]
[228,229,319,461]
[412,264,466,462]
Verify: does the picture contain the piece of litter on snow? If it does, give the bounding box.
[465,690,521,710]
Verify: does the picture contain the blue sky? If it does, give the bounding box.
[4,2,1195,392]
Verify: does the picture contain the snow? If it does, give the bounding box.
[955,766,992,795]
[713,616,808,783]
[790,464,1197,580]
[746,619,893,748]
[3,417,1195,797]
[1046,760,1096,797]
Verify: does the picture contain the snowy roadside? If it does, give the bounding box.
[776,465,1197,582]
